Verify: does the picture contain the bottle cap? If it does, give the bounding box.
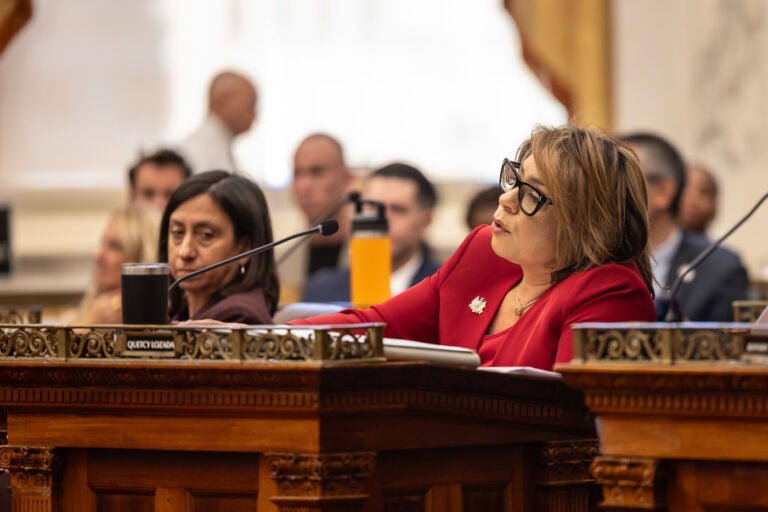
[352,200,388,233]
[353,211,388,232]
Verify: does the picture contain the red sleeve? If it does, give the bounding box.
[289,263,446,342]
[288,227,486,343]
[554,264,656,363]
[287,277,439,340]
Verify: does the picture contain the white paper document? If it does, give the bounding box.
[383,338,481,368]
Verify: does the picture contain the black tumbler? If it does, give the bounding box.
[121,263,170,324]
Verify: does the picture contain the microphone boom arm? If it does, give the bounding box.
[665,191,768,322]
[168,222,336,294]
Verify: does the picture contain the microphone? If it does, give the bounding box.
[168,220,339,294]
[665,191,768,322]
[276,191,360,266]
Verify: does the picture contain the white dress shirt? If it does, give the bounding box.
[178,115,236,173]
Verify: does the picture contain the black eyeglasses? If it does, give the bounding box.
[499,159,553,216]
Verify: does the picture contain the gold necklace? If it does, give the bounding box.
[513,295,540,317]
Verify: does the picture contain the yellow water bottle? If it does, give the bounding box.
[350,201,391,309]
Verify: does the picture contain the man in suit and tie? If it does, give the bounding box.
[302,163,441,303]
[622,132,748,321]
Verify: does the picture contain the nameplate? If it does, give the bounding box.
[115,329,178,358]
[745,339,768,356]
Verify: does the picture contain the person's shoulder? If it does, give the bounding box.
[304,267,350,287]
[681,230,744,266]
[678,230,711,253]
[302,267,351,302]
[422,259,441,275]
[203,288,272,324]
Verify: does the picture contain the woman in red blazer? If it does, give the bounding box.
[291,125,656,370]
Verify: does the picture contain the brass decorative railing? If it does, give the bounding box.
[733,300,768,323]
[0,323,385,362]
[570,322,758,364]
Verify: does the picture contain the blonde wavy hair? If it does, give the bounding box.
[515,125,653,295]
[75,206,162,320]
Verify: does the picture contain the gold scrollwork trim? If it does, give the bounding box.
[733,300,768,323]
[266,452,376,497]
[536,439,600,484]
[0,323,384,363]
[591,456,666,508]
[572,323,748,364]
[0,446,62,491]
[0,326,62,358]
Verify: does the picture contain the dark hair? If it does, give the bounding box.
[370,163,437,209]
[620,132,687,216]
[128,149,193,189]
[158,170,279,315]
[465,185,501,230]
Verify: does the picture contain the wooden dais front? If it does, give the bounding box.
[0,360,597,512]
[560,362,768,511]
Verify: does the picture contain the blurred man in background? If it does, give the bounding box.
[622,132,747,322]
[178,70,258,173]
[302,162,440,302]
[679,164,718,235]
[128,148,191,211]
[277,133,354,302]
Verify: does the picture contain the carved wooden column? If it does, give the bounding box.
[590,456,667,511]
[266,452,375,512]
[0,446,62,512]
[534,439,600,512]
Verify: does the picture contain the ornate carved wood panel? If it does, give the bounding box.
[266,452,375,512]
[0,446,62,512]
[0,359,596,511]
[560,359,768,511]
[591,456,667,511]
[535,440,600,512]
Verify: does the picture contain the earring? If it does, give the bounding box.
[240,264,246,275]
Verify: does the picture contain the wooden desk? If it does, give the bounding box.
[0,359,597,512]
[559,362,768,511]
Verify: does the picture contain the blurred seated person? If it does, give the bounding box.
[160,170,279,323]
[622,133,747,321]
[67,206,160,324]
[679,164,718,234]
[465,185,501,230]
[291,125,656,370]
[277,133,354,303]
[128,148,192,211]
[287,135,353,255]
[302,163,440,302]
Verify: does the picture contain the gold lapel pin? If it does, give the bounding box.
[469,296,487,315]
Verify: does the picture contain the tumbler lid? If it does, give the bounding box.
[121,263,170,275]
[352,200,388,233]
